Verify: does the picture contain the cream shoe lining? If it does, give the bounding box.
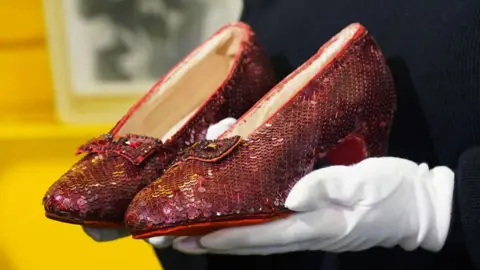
[116,27,245,142]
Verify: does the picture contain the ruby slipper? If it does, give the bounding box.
[125,22,397,237]
[42,22,276,227]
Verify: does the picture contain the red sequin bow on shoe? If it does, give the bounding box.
[76,133,168,165]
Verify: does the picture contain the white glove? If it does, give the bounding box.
[204,117,237,140]
[83,117,238,247]
[83,227,130,242]
[173,157,455,255]
[82,226,176,248]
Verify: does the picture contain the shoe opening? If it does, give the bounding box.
[116,25,247,142]
[225,23,362,138]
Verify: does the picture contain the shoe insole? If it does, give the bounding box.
[116,26,246,142]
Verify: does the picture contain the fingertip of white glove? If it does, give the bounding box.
[146,236,175,249]
[206,117,237,140]
[173,236,208,254]
[83,227,130,242]
[285,171,321,211]
[285,166,350,212]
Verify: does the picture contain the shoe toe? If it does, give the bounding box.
[125,167,215,236]
[43,155,145,225]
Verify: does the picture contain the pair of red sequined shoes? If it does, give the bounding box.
[43,22,396,238]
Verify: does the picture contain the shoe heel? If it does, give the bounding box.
[324,121,393,166]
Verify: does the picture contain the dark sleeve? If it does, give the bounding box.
[154,246,207,270]
[454,146,480,268]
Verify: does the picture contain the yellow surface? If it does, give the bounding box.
[0,1,162,269]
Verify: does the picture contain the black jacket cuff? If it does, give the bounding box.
[454,146,480,267]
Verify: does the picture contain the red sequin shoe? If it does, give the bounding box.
[125,23,397,238]
[42,22,276,227]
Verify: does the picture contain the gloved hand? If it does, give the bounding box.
[83,224,177,249]
[83,117,238,248]
[173,157,455,255]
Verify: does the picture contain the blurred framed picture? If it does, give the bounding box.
[43,0,242,123]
